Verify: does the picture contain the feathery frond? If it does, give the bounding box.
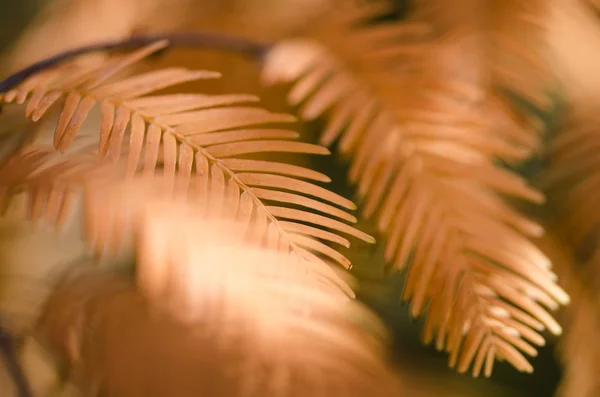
[541,85,600,397]
[77,175,358,296]
[414,0,556,107]
[35,202,400,397]
[537,232,600,397]
[262,1,568,376]
[544,101,600,261]
[0,145,112,227]
[0,41,373,297]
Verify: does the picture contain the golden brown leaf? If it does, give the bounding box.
[0,146,113,227]
[536,231,600,397]
[34,204,400,397]
[261,1,567,376]
[544,100,600,261]
[0,42,374,298]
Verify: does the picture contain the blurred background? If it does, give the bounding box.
[2,0,600,396]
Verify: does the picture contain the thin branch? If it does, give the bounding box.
[0,324,32,397]
[0,31,271,93]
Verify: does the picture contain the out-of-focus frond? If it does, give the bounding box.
[261,1,567,377]
[543,3,600,269]
[34,192,400,397]
[0,146,112,228]
[423,0,556,107]
[81,175,359,296]
[543,100,600,263]
[542,4,600,395]
[536,232,600,397]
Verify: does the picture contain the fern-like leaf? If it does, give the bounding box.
[0,145,112,227]
[537,232,600,397]
[0,41,373,297]
[544,102,600,260]
[262,2,568,376]
[35,201,400,397]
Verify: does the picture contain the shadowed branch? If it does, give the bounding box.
[0,31,270,93]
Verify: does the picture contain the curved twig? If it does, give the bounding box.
[0,31,271,93]
[0,323,32,397]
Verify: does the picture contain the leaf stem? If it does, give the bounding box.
[0,324,32,397]
[0,31,271,93]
